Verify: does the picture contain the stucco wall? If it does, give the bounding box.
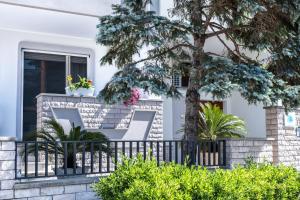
[0,2,118,137]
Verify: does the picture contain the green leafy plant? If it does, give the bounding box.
[75,76,93,89]
[93,156,300,200]
[96,0,300,141]
[25,119,110,168]
[198,103,246,140]
[66,75,76,91]
[67,75,93,90]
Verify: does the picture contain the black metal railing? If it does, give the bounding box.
[15,140,226,179]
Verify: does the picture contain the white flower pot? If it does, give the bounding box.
[65,87,74,96]
[77,87,95,97]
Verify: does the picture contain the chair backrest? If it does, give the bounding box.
[122,110,156,140]
[51,107,84,134]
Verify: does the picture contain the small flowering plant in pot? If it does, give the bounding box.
[75,76,95,97]
[65,75,95,97]
[65,75,76,95]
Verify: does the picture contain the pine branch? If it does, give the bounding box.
[128,43,194,66]
[205,25,250,38]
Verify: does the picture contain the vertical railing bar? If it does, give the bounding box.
[169,141,172,162]
[217,140,221,166]
[15,142,17,179]
[213,141,217,166]
[82,142,86,174]
[163,141,166,162]
[202,142,206,166]
[99,143,102,173]
[223,140,226,166]
[114,141,118,171]
[129,141,132,158]
[91,142,94,173]
[208,141,211,166]
[122,141,125,156]
[175,141,178,163]
[54,142,58,176]
[45,142,48,177]
[64,142,67,175]
[150,141,153,157]
[143,141,146,160]
[35,142,38,177]
[197,142,201,166]
[186,140,189,164]
[191,141,195,165]
[180,141,184,164]
[137,141,140,154]
[156,141,160,166]
[73,142,76,175]
[107,141,110,173]
[24,143,28,178]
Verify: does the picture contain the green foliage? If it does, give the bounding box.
[25,119,109,168]
[93,156,300,200]
[198,103,246,140]
[67,75,93,90]
[99,64,181,104]
[96,0,300,109]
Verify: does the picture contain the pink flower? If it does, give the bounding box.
[124,88,140,106]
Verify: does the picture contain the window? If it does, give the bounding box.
[172,62,190,88]
[22,51,88,138]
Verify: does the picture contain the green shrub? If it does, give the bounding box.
[93,155,300,200]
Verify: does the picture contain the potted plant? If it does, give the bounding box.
[75,76,95,97]
[65,75,95,97]
[65,75,77,96]
[25,119,110,175]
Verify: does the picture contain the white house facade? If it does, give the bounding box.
[0,0,268,140]
[0,1,299,199]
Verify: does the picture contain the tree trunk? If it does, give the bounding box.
[184,0,205,142]
[184,74,201,141]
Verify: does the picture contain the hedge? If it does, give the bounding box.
[93,155,300,200]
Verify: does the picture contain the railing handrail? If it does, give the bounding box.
[15,139,227,180]
[16,139,227,143]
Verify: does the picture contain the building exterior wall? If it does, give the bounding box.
[0,2,117,138]
[0,0,268,140]
[225,107,300,170]
[37,93,163,140]
[226,138,274,167]
[0,106,299,199]
[266,107,300,169]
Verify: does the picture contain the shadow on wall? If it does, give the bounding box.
[49,104,157,141]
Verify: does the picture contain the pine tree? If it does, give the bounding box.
[96,0,300,140]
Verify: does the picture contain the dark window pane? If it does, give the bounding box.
[70,56,87,82]
[23,52,66,139]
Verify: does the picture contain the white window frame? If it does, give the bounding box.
[17,42,94,140]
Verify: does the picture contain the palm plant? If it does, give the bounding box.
[198,103,246,140]
[26,119,110,168]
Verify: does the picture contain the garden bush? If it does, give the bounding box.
[93,155,300,200]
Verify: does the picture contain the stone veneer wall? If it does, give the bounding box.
[37,93,163,140]
[266,107,300,170]
[0,137,101,200]
[226,138,274,167]
[226,106,300,170]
